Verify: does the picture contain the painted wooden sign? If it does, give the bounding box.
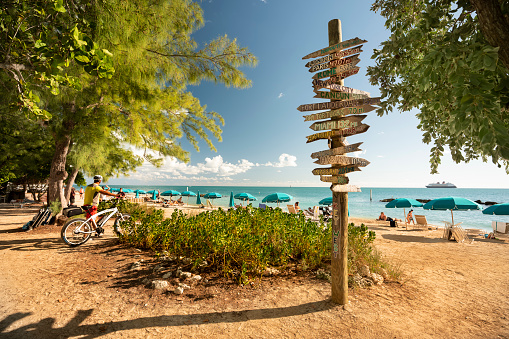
[297,97,381,112]
[310,142,363,158]
[312,165,361,175]
[309,115,366,131]
[305,45,363,68]
[306,123,370,143]
[320,176,349,184]
[302,37,367,60]
[303,106,375,122]
[331,185,361,193]
[308,54,359,73]
[319,84,370,96]
[314,155,370,166]
[313,91,369,100]
[312,63,360,80]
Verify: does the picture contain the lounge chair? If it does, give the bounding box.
[287,205,297,214]
[414,215,429,230]
[207,200,214,208]
[443,221,471,243]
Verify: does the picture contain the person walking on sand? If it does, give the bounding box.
[79,187,84,199]
[407,209,415,224]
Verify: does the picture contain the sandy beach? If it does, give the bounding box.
[1,200,508,338]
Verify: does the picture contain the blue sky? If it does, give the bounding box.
[109,0,509,189]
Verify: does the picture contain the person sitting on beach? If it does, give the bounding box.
[295,202,301,212]
[407,210,415,224]
[378,212,387,221]
[176,197,184,205]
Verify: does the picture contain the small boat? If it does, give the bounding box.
[426,181,457,188]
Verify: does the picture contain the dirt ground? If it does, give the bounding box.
[1,205,509,338]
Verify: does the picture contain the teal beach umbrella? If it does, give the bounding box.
[196,191,202,205]
[482,203,509,215]
[385,198,424,229]
[204,192,222,207]
[229,192,235,208]
[234,193,257,206]
[319,197,333,205]
[423,196,480,224]
[161,190,181,197]
[181,191,197,205]
[262,193,293,207]
[134,189,146,194]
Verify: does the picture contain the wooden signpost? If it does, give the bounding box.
[310,142,363,158]
[304,45,363,68]
[312,165,361,175]
[320,176,349,184]
[306,123,369,143]
[313,91,369,100]
[308,54,360,73]
[299,19,378,305]
[302,37,367,59]
[313,155,370,166]
[309,115,366,131]
[297,97,381,112]
[303,106,375,121]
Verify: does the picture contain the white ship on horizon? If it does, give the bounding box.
[426,181,457,188]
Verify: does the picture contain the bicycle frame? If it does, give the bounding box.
[75,207,120,234]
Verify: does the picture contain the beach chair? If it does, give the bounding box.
[414,215,429,230]
[287,205,297,214]
[259,203,266,210]
[206,200,214,208]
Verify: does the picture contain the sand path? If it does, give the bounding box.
[1,206,508,338]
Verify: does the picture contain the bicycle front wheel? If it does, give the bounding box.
[61,218,92,247]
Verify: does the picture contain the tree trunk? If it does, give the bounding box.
[47,103,76,214]
[471,0,509,70]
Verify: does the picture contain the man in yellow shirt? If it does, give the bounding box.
[83,175,120,223]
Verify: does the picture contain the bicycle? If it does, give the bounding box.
[61,200,131,247]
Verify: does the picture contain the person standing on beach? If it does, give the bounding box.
[69,187,76,206]
[79,187,84,199]
[406,210,414,224]
[295,202,301,212]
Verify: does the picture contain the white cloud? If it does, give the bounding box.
[265,153,297,167]
[278,92,284,99]
[260,0,267,3]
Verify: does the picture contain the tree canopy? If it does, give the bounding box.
[2,0,257,208]
[368,0,509,173]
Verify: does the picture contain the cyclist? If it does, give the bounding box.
[83,175,120,233]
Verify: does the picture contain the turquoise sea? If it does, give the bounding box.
[104,185,509,233]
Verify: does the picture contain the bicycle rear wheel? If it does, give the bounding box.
[61,218,92,247]
[113,213,131,236]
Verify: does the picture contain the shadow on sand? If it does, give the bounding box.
[0,299,335,339]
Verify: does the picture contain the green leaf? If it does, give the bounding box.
[54,0,66,13]
[34,40,46,48]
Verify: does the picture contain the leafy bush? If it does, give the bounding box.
[116,206,391,284]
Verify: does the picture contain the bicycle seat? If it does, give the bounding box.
[81,205,93,211]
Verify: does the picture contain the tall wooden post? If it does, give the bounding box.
[328,19,349,305]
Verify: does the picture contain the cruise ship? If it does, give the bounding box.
[426,181,457,188]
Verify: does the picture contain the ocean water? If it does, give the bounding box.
[102,185,509,232]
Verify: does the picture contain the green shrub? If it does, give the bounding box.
[116,206,391,284]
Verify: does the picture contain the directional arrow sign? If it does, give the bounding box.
[306,123,370,143]
[304,106,376,122]
[305,45,363,68]
[308,54,359,73]
[331,185,362,192]
[320,176,349,184]
[309,115,366,131]
[312,165,361,175]
[302,37,367,60]
[312,63,360,80]
[297,97,381,112]
[313,91,369,100]
[319,84,370,96]
[314,155,370,166]
[310,142,363,158]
